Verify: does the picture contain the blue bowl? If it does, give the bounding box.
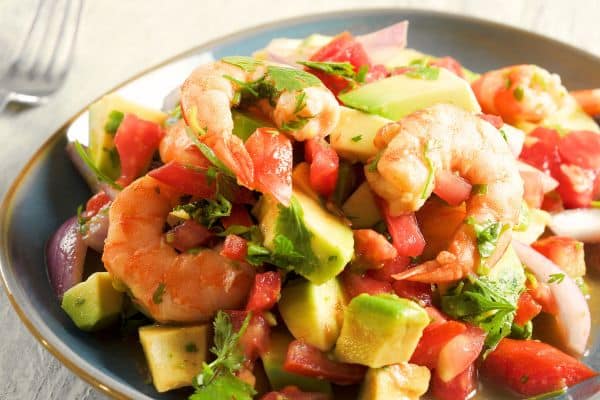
[1,9,599,399]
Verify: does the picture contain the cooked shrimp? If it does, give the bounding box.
[366,104,523,283]
[571,89,600,116]
[179,60,340,186]
[471,64,568,124]
[159,119,210,167]
[102,175,255,323]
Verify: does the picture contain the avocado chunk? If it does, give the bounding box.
[232,110,273,141]
[334,294,429,368]
[516,101,600,134]
[512,207,551,245]
[359,363,431,400]
[339,68,481,121]
[342,182,382,229]
[139,324,208,393]
[329,106,392,163]
[261,330,332,394]
[61,272,124,331]
[255,189,354,284]
[278,278,345,351]
[88,94,167,179]
[383,48,427,69]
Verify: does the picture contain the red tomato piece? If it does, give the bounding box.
[85,191,111,216]
[246,271,282,312]
[261,386,331,400]
[341,270,393,300]
[520,169,545,208]
[526,279,558,315]
[366,255,410,282]
[114,114,164,186]
[514,291,543,326]
[221,204,253,229]
[392,280,433,306]
[167,220,213,252]
[304,138,339,197]
[554,163,596,208]
[541,191,564,213]
[310,32,371,69]
[558,130,600,171]
[431,363,477,400]
[353,229,397,267]
[245,128,293,206]
[148,161,215,198]
[478,113,504,129]
[227,311,270,362]
[283,340,367,385]
[410,320,467,369]
[481,338,597,396]
[433,170,472,206]
[531,236,586,277]
[519,127,561,175]
[378,199,426,257]
[220,234,248,262]
[365,64,389,83]
[429,56,465,78]
[437,325,485,382]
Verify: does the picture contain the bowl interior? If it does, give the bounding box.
[1,9,599,399]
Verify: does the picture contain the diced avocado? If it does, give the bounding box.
[232,110,272,141]
[334,294,429,368]
[139,324,208,393]
[512,208,551,245]
[278,278,345,351]
[61,272,124,331]
[488,245,526,286]
[88,94,167,179]
[255,189,354,284]
[359,362,431,400]
[342,182,382,229]
[261,330,332,394]
[329,106,392,163]
[339,68,481,120]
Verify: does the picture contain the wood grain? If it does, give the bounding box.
[1,0,598,398]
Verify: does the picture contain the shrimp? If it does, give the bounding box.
[571,89,600,116]
[159,119,210,167]
[471,64,568,124]
[102,175,255,323]
[366,104,523,283]
[179,60,340,186]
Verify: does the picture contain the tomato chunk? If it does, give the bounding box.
[431,363,477,400]
[167,220,213,252]
[221,204,253,229]
[353,229,397,267]
[114,114,164,186]
[245,128,293,206]
[433,170,472,206]
[531,236,586,278]
[261,386,330,400]
[481,338,597,396]
[514,291,542,326]
[392,280,433,306]
[410,320,466,369]
[558,130,600,171]
[378,199,426,257]
[437,325,485,382]
[227,311,270,362]
[148,161,215,198]
[366,255,410,282]
[554,163,596,208]
[85,191,111,216]
[245,271,281,312]
[341,270,393,300]
[304,138,339,197]
[284,340,367,385]
[519,127,561,175]
[220,234,248,262]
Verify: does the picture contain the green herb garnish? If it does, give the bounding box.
[351,135,362,142]
[221,56,263,72]
[104,110,124,134]
[152,283,166,304]
[73,141,122,190]
[547,273,565,284]
[466,217,506,259]
[513,86,525,101]
[367,152,382,173]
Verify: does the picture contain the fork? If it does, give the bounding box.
[0,0,83,112]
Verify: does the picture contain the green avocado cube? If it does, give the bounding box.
[261,331,332,394]
[232,110,273,141]
[334,294,429,368]
[61,272,124,331]
[339,68,480,121]
[359,363,431,400]
[342,182,382,229]
[278,278,345,351]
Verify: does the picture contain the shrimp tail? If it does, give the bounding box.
[392,251,468,283]
[204,133,255,189]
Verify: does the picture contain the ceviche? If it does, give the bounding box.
[47,21,600,399]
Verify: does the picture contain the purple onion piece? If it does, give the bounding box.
[65,142,119,200]
[46,216,88,298]
[82,206,110,253]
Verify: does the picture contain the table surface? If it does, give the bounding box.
[1,0,600,398]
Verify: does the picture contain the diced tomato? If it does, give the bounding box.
[246,271,281,312]
[431,363,477,400]
[526,279,558,315]
[367,255,410,282]
[220,234,248,262]
[114,114,164,186]
[558,130,600,171]
[410,320,467,369]
[167,220,213,252]
[284,340,367,385]
[433,170,472,206]
[514,291,543,326]
[429,56,465,78]
[392,280,433,306]
[481,338,597,396]
[520,169,545,208]
[531,236,586,278]
[148,161,215,198]
[378,199,426,257]
[341,270,393,300]
[353,229,397,267]
[221,204,253,228]
[365,64,389,82]
[303,138,339,197]
[310,32,371,70]
[437,325,485,382]
[541,191,564,213]
[554,163,596,208]
[519,127,561,175]
[478,113,504,129]
[85,191,111,216]
[245,128,293,205]
[261,386,330,400]
[227,311,270,362]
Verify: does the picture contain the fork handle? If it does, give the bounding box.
[0,89,12,113]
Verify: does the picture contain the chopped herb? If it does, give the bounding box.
[75,298,86,306]
[513,86,525,101]
[76,204,88,235]
[280,116,311,132]
[356,65,369,83]
[166,105,182,125]
[298,60,366,86]
[73,141,122,190]
[266,66,321,92]
[421,140,436,199]
[185,343,199,353]
[367,152,382,173]
[499,128,508,142]
[466,217,506,259]
[152,283,166,304]
[473,184,488,195]
[351,135,362,142]
[547,273,565,284]
[173,195,232,228]
[293,92,307,114]
[216,224,252,237]
[328,255,338,262]
[221,56,263,72]
[575,276,590,297]
[104,110,124,134]
[185,127,235,177]
[223,74,260,97]
[511,320,533,340]
[246,242,272,266]
[525,388,567,400]
[405,64,440,80]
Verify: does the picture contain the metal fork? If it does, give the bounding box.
[0,0,83,112]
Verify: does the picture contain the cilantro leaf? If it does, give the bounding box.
[466,217,506,259]
[351,135,362,142]
[185,127,235,177]
[152,283,166,304]
[190,373,255,400]
[548,273,565,284]
[221,56,263,72]
[293,92,307,114]
[298,60,356,79]
[265,66,321,92]
[280,116,311,132]
[173,195,232,228]
[421,140,436,199]
[405,64,440,80]
[73,141,123,190]
[367,152,382,173]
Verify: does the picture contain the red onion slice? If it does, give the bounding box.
[46,216,87,298]
[357,21,409,65]
[512,240,591,356]
[549,208,600,243]
[82,206,110,253]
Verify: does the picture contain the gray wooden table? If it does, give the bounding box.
[1,0,599,398]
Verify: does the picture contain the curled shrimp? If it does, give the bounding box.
[159,119,211,167]
[366,104,523,283]
[471,64,568,124]
[179,60,340,186]
[102,175,255,323]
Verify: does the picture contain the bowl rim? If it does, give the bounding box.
[1,7,599,400]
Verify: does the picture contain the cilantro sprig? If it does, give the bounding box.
[73,141,123,190]
[298,60,369,87]
[466,217,507,259]
[173,194,232,228]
